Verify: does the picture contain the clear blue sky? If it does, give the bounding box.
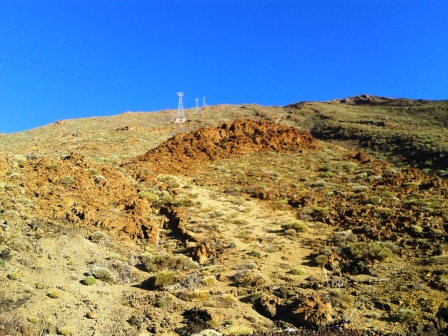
[1,0,447,133]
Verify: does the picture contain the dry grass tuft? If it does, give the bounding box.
[203,276,217,287]
[222,325,254,335]
[179,289,211,301]
[57,325,74,335]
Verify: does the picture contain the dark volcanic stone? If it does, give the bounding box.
[174,309,212,336]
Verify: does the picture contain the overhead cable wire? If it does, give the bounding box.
[0,58,121,92]
[0,47,127,93]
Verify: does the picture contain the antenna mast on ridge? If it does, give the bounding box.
[203,97,207,107]
[195,98,200,114]
[175,92,186,123]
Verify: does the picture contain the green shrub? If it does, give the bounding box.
[90,266,115,283]
[155,300,166,308]
[345,242,395,262]
[47,290,60,298]
[320,248,332,256]
[224,185,240,194]
[311,180,326,187]
[224,326,253,335]
[28,316,39,324]
[237,231,249,239]
[87,168,100,176]
[310,205,328,216]
[143,253,198,272]
[291,221,308,232]
[398,309,416,321]
[331,292,355,307]
[281,221,307,233]
[438,274,448,283]
[347,242,368,259]
[157,191,173,205]
[404,182,419,189]
[209,210,224,218]
[45,163,59,170]
[7,272,19,280]
[411,225,423,234]
[157,175,180,188]
[249,250,261,258]
[353,185,369,193]
[234,270,265,286]
[82,276,97,286]
[367,196,382,204]
[249,291,263,302]
[11,154,27,162]
[174,197,196,207]
[379,242,397,252]
[330,288,341,297]
[233,261,255,270]
[139,168,153,176]
[333,230,357,246]
[291,267,306,275]
[208,319,220,328]
[203,276,217,287]
[142,270,176,289]
[57,325,74,336]
[60,175,75,185]
[375,206,392,213]
[139,190,159,203]
[140,252,154,265]
[429,255,448,265]
[381,190,396,198]
[377,247,392,260]
[221,293,236,303]
[139,189,173,206]
[405,198,446,208]
[179,289,211,301]
[89,231,108,243]
[107,253,126,261]
[315,255,328,266]
[0,249,11,261]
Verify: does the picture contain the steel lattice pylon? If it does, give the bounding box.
[195,98,200,114]
[175,92,186,123]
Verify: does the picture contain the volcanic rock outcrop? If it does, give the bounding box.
[126,119,321,174]
[339,94,430,106]
[18,153,160,241]
[291,293,334,327]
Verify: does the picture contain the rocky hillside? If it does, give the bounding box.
[0,96,447,336]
